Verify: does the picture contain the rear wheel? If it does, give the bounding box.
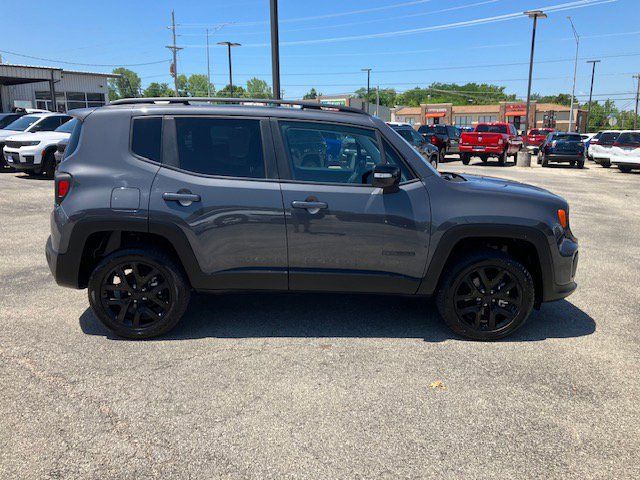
[436,250,535,340]
[541,155,549,167]
[429,154,438,169]
[577,158,585,169]
[498,150,508,165]
[41,150,56,179]
[619,165,632,173]
[88,248,190,339]
[461,153,470,165]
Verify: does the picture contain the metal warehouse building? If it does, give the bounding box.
[0,64,116,113]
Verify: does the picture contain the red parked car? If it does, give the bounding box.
[524,128,555,155]
[459,122,523,166]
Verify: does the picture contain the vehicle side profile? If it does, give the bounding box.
[4,117,75,178]
[589,130,619,167]
[609,130,640,172]
[459,122,522,165]
[538,132,585,168]
[387,123,440,168]
[47,98,578,341]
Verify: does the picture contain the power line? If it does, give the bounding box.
[0,49,170,67]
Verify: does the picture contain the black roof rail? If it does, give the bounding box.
[109,97,369,115]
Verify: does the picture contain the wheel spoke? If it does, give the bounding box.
[474,309,482,328]
[488,310,497,330]
[148,294,169,310]
[132,308,142,327]
[116,267,132,291]
[491,270,508,289]
[494,305,516,321]
[140,269,160,290]
[458,305,480,316]
[116,299,132,323]
[477,269,491,292]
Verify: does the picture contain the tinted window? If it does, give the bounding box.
[279,121,413,185]
[419,125,447,135]
[131,117,162,163]
[617,132,640,145]
[4,115,40,131]
[0,114,21,129]
[175,117,265,178]
[599,132,620,145]
[55,118,78,133]
[63,119,82,160]
[554,133,582,141]
[30,116,70,132]
[476,124,508,134]
[396,129,415,143]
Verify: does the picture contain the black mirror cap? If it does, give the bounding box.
[372,164,401,190]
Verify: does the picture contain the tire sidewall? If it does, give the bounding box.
[88,250,190,339]
[437,253,535,340]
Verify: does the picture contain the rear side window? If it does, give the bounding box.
[599,132,620,145]
[617,132,640,145]
[131,117,162,163]
[63,119,82,159]
[174,117,265,178]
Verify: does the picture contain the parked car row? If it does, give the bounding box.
[0,112,73,178]
[585,130,640,172]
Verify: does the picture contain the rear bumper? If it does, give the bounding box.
[459,145,504,154]
[544,153,584,162]
[46,235,82,289]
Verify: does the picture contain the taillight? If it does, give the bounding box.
[55,172,72,204]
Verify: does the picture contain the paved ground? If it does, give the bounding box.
[1,159,639,479]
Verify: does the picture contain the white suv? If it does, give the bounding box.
[609,130,640,173]
[588,130,619,167]
[3,116,74,178]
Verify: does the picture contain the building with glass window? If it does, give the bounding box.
[0,63,116,113]
[392,102,587,132]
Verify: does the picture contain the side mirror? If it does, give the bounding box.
[372,164,401,190]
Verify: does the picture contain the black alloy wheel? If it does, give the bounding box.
[452,265,522,333]
[100,261,172,329]
[88,248,190,339]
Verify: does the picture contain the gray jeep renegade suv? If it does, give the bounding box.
[46,98,578,340]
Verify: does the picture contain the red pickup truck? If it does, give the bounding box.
[524,128,555,155]
[459,122,523,166]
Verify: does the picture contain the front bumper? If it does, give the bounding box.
[4,147,43,171]
[544,235,579,303]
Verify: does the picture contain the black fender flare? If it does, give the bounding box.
[417,223,554,298]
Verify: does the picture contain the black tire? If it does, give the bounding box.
[41,150,56,179]
[24,169,39,176]
[619,165,632,173]
[577,159,585,169]
[439,148,445,163]
[602,160,611,168]
[498,149,508,166]
[536,155,542,165]
[461,153,470,165]
[541,155,549,167]
[429,154,438,169]
[570,160,576,167]
[88,248,191,339]
[436,249,535,340]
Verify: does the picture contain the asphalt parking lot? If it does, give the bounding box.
[1,160,639,479]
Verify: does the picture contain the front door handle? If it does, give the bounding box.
[291,200,328,214]
[163,191,201,207]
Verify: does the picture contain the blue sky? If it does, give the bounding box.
[3,0,639,106]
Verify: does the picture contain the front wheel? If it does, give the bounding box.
[88,248,191,339]
[436,250,535,340]
[577,159,585,169]
[41,150,56,179]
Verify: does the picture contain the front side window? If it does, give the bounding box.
[131,117,162,163]
[174,117,265,178]
[279,121,413,185]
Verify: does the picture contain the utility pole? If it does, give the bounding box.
[634,74,640,130]
[567,16,579,132]
[166,10,183,96]
[270,0,281,100]
[585,60,601,132]
[361,68,371,113]
[524,10,547,134]
[217,41,241,96]
[206,28,211,96]
[376,86,380,117]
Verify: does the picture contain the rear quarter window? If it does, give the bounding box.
[63,119,83,160]
[131,117,162,163]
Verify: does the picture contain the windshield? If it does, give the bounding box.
[0,114,21,129]
[529,129,550,135]
[3,115,40,132]
[476,124,507,134]
[55,118,78,133]
[418,125,447,135]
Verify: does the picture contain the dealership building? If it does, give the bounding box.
[392,102,588,132]
[0,63,116,113]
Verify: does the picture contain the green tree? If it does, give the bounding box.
[143,82,173,97]
[395,83,516,107]
[108,68,142,100]
[176,74,188,96]
[216,84,246,98]
[354,87,397,107]
[303,88,320,100]
[246,77,272,98]
[531,93,576,106]
[185,74,214,96]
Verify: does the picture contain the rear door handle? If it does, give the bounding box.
[163,192,201,206]
[291,200,328,213]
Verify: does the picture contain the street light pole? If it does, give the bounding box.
[567,16,579,132]
[206,28,211,97]
[270,0,281,100]
[633,74,640,130]
[524,10,547,134]
[361,68,371,113]
[217,41,241,96]
[585,60,600,132]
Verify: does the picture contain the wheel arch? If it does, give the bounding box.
[418,224,554,306]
